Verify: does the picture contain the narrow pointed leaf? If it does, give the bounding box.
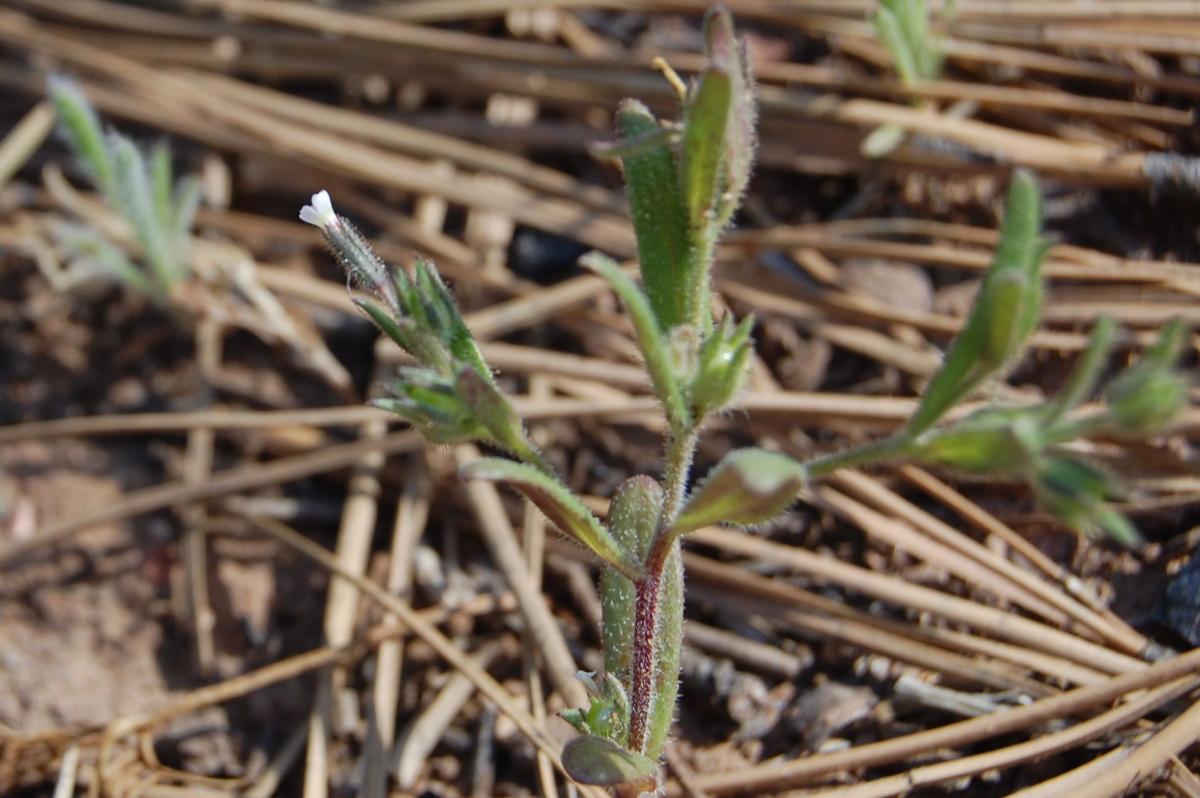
[646,539,682,760]
[582,252,690,431]
[615,99,690,329]
[1040,315,1117,424]
[703,5,756,222]
[48,77,116,200]
[672,448,806,535]
[874,4,920,85]
[562,735,657,789]
[461,457,638,578]
[149,141,173,235]
[682,68,732,230]
[109,133,177,294]
[906,170,1045,436]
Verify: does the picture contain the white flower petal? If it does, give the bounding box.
[299,189,337,228]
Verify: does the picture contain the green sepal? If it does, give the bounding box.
[615,99,691,329]
[581,252,691,432]
[412,258,492,382]
[373,368,490,444]
[460,457,640,579]
[561,734,657,790]
[690,313,754,418]
[1032,456,1140,546]
[456,367,539,462]
[1104,318,1190,436]
[671,448,806,535]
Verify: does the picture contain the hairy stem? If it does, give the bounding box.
[804,434,914,479]
[660,426,701,526]
[625,570,661,754]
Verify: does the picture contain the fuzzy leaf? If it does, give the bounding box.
[460,458,638,578]
[874,3,920,85]
[1104,319,1190,436]
[646,538,682,760]
[906,170,1045,436]
[48,77,116,201]
[109,132,177,294]
[703,5,756,222]
[1040,315,1117,425]
[615,100,691,329]
[602,477,662,682]
[562,734,657,789]
[582,252,690,431]
[681,68,732,230]
[672,448,806,535]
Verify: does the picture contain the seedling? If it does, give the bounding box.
[303,7,1189,793]
[46,78,352,389]
[865,0,958,157]
[49,76,198,303]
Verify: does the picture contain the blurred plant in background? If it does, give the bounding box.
[46,77,350,390]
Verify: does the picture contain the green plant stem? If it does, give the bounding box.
[660,425,701,527]
[804,434,915,480]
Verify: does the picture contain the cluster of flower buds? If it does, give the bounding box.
[902,222,1191,544]
[300,191,538,460]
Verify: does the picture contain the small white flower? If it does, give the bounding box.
[299,189,337,229]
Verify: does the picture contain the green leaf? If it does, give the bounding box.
[581,252,691,432]
[614,100,691,329]
[171,175,201,253]
[672,448,806,535]
[601,477,662,681]
[149,141,173,237]
[1040,315,1117,425]
[561,734,658,789]
[48,77,116,201]
[109,132,177,295]
[702,5,756,223]
[460,457,639,579]
[861,123,907,159]
[906,170,1045,437]
[646,538,682,760]
[681,69,732,231]
[874,3,920,85]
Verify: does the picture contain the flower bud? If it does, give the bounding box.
[690,313,754,418]
[1032,456,1140,545]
